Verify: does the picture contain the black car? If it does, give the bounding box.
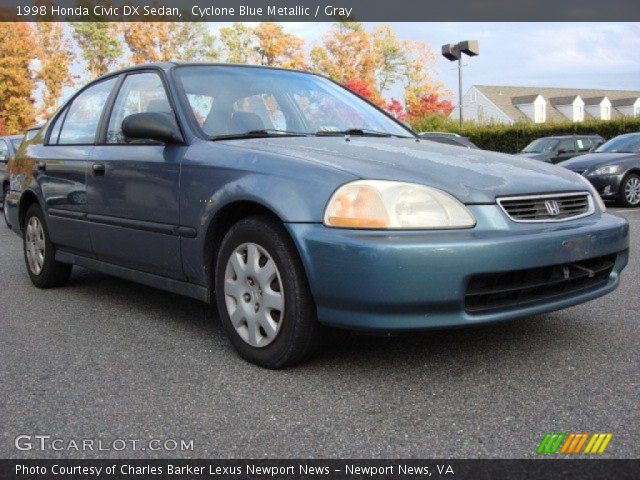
[518,135,604,164]
[1,134,23,222]
[419,132,478,149]
[559,133,640,207]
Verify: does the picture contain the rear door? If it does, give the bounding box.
[38,76,117,254]
[87,71,185,279]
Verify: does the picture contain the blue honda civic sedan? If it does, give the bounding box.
[4,63,629,368]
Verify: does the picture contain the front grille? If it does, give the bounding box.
[465,254,616,314]
[498,193,593,222]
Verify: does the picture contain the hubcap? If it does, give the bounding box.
[25,216,45,275]
[625,177,640,205]
[224,242,285,348]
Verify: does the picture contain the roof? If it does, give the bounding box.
[473,85,640,123]
[512,94,540,105]
[550,95,580,106]
[583,96,609,105]
[611,97,640,107]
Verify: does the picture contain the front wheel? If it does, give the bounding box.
[23,204,72,288]
[214,215,323,369]
[619,173,640,208]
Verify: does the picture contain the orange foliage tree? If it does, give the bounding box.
[0,23,38,133]
[253,22,307,69]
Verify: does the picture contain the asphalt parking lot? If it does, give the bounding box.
[1,208,638,459]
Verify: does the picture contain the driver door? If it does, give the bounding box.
[87,71,185,279]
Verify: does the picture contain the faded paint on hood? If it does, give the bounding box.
[221,136,588,204]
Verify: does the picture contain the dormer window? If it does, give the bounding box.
[574,103,584,122]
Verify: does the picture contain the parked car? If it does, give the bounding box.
[24,125,43,142]
[518,135,604,164]
[559,133,640,207]
[5,63,629,368]
[1,134,24,226]
[419,132,479,149]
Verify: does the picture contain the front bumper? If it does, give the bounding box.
[584,174,624,199]
[286,205,629,330]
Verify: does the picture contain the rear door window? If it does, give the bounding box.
[557,138,576,153]
[58,77,117,145]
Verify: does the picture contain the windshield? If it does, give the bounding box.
[522,138,558,153]
[175,65,412,139]
[595,134,640,153]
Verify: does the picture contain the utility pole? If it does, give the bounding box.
[442,40,479,127]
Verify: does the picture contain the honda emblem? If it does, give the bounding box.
[545,200,561,216]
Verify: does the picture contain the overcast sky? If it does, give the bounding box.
[61,22,640,104]
[278,22,640,98]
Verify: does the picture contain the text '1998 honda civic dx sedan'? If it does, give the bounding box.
[5,63,630,368]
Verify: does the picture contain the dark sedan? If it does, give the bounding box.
[559,133,640,207]
[517,135,604,164]
[1,134,24,225]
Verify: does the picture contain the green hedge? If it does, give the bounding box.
[409,115,640,153]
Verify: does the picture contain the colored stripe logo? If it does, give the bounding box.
[537,433,612,454]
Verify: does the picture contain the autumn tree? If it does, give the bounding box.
[122,23,218,64]
[0,23,38,133]
[401,40,449,118]
[219,23,256,64]
[71,22,122,78]
[253,23,307,69]
[371,25,404,94]
[36,22,76,117]
[311,22,378,87]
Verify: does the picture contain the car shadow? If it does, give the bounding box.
[61,265,593,374]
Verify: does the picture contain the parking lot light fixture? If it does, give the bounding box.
[442,40,479,127]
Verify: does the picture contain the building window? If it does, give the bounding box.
[574,105,584,122]
[602,106,611,120]
[470,91,477,102]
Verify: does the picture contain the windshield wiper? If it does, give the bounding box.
[211,129,309,140]
[316,128,403,138]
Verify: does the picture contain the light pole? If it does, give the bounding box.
[442,40,479,127]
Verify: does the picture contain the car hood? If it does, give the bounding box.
[517,152,551,162]
[222,137,588,204]
[559,152,638,171]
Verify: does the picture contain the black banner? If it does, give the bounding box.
[1,459,640,480]
[0,0,639,22]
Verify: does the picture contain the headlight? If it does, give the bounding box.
[576,174,606,213]
[590,165,621,176]
[323,180,476,229]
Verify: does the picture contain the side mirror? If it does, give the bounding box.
[122,112,184,144]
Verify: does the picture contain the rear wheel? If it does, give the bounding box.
[214,215,323,369]
[23,204,72,288]
[619,173,640,208]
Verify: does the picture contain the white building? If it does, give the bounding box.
[450,86,640,124]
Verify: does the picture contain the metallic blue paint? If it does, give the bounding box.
[287,207,629,330]
[4,63,631,331]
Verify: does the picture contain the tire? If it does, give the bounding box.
[214,215,323,369]
[23,203,72,288]
[619,173,640,208]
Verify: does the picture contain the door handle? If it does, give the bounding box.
[92,163,105,176]
[36,161,46,172]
